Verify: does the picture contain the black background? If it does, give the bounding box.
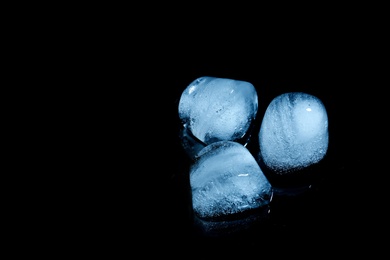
[16,3,386,256]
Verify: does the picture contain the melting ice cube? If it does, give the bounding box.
[190,141,272,219]
[178,76,258,145]
[258,92,329,174]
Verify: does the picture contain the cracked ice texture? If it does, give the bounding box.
[190,141,272,219]
[178,76,258,145]
[258,92,329,174]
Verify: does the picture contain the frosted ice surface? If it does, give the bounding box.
[178,76,258,145]
[258,92,329,173]
[190,141,272,219]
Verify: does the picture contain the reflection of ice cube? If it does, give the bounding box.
[190,141,272,219]
[179,126,207,160]
[178,76,258,145]
[258,92,329,174]
[193,204,270,237]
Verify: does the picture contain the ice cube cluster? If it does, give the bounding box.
[178,76,329,219]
